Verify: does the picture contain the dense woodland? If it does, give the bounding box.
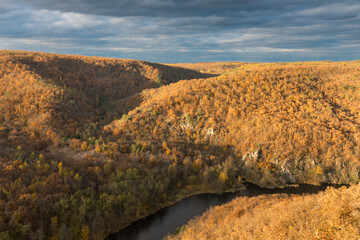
[0,51,239,240]
[0,50,360,239]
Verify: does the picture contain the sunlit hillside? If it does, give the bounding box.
[168,183,360,240]
[105,61,360,187]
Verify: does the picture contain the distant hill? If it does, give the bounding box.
[167,62,247,74]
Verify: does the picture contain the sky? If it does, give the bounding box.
[0,0,359,63]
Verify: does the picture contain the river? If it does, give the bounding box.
[106,183,338,240]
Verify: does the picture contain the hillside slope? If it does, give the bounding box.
[168,184,360,240]
[105,61,360,187]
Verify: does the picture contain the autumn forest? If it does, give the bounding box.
[1,50,360,239]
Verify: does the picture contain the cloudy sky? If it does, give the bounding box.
[0,0,359,63]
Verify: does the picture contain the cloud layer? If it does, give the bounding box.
[0,0,359,62]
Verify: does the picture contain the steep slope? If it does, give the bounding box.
[105,62,360,187]
[168,184,360,240]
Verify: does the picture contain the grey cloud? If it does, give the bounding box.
[296,3,360,21]
[9,0,357,18]
[0,0,359,63]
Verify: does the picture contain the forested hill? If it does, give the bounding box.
[0,50,360,240]
[105,61,360,187]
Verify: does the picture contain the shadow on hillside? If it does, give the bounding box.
[146,62,218,82]
[117,139,274,187]
[17,55,218,97]
[16,54,218,120]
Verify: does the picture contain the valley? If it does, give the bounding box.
[0,50,360,239]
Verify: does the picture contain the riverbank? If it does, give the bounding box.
[101,183,246,240]
[104,182,345,240]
